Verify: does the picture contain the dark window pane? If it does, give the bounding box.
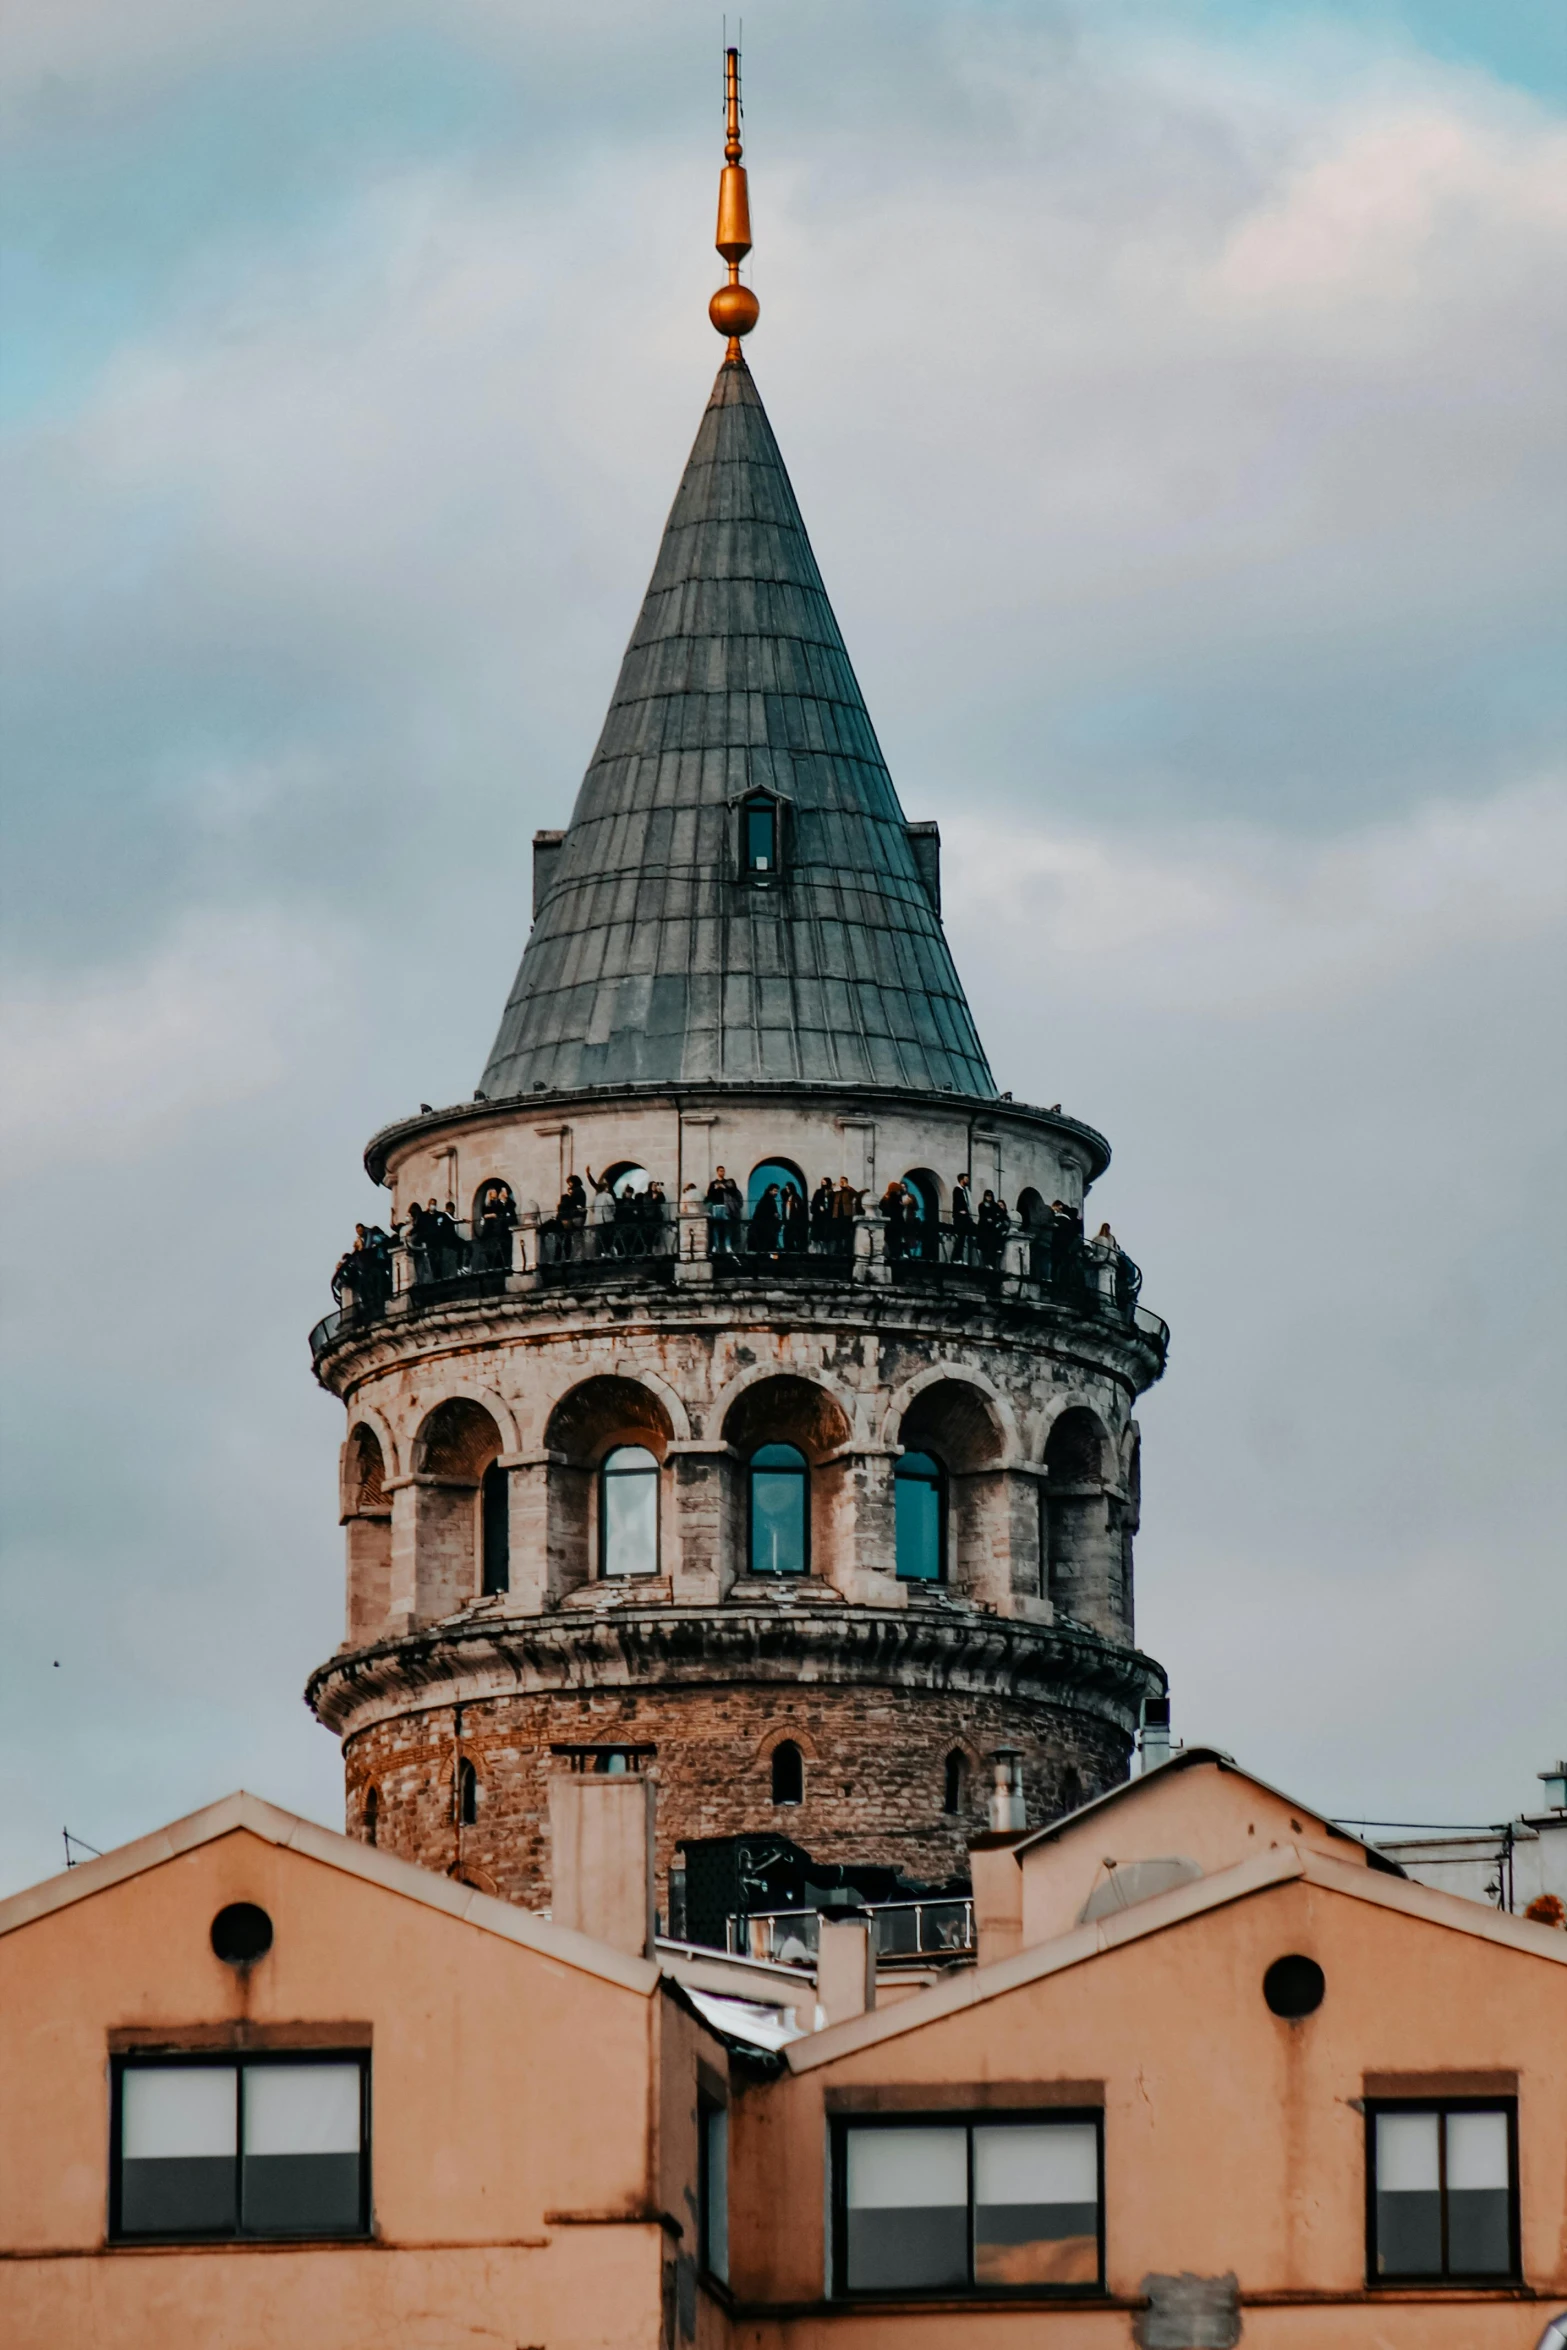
[895,1460,942,1582]
[845,2127,967,2292]
[1374,2112,1441,2275]
[973,2123,1098,2287]
[121,2158,237,2236]
[1446,2112,1512,2274]
[242,2065,362,2236]
[1376,2191,1443,2275]
[481,1462,509,1594]
[242,2153,362,2236]
[746,804,775,870]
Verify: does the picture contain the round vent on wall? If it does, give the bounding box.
[210,1903,274,1965]
[1263,1953,1324,2018]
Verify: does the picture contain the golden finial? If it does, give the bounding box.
[709,45,759,361]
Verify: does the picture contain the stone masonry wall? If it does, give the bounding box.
[343,1681,1129,1916]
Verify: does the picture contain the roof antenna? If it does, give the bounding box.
[709,41,759,361]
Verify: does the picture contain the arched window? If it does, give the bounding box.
[894,1449,945,1583]
[901,1169,940,1261]
[363,1785,380,1846]
[456,1757,479,1827]
[481,1461,510,1594]
[600,1445,660,1578]
[943,1750,967,1816]
[749,1443,808,1577]
[771,1741,804,1806]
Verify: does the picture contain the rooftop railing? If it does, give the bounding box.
[311,1208,1168,1364]
[728,1897,976,1968]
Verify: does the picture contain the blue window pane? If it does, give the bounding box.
[750,1445,807,1575]
[894,1452,943,1582]
[746,804,776,871]
[602,1445,660,1577]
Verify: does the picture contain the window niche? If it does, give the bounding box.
[834,2113,1103,2299]
[771,1740,804,1806]
[543,1377,674,1599]
[722,1375,852,1589]
[738,792,786,884]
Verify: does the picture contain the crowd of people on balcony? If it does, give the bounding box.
[326,1166,1140,1319]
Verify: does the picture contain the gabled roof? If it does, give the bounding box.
[480,357,996,1101]
[1010,1746,1405,1874]
[0,1791,658,1996]
[785,1841,1567,2074]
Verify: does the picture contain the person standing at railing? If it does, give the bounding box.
[976,1189,1008,1267]
[782,1181,809,1255]
[830,1176,858,1255]
[705,1167,735,1255]
[750,1182,783,1259]
[951,1171,975,1264]
[809,1176,834,1252]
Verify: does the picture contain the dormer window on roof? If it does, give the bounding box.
[741,792,784,884]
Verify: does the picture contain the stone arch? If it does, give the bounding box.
[407,1382,519,1465]
[545,1374,676,1468]
[942,1743,982,1818]
[1043,1404,1125,1638]
[752,1719,821,1765]
[709,1363,854,1457]
[609,1361,692,1444]
[889,1376,1010,1598]
[408,1397,507,1623]
[343,1400,399,1487]
[1017,1186,1047,1230]
[721,1372,853,1463]
[343,1420,393,1646]
[543,1376,677,1599]
[880,1364,1017,1465]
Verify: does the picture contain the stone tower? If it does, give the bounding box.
[305,107,1168,1915]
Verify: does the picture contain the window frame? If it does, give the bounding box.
[829,2109,1105,2302]
[698,2092,730,2285]
[480,1459,510,1595]
[598,1443,662,1580]
[737,792,786,885]
[747,1442,810,1578]
[893,1449,947,1584]
[109,2050,372,2246]
[1363,2097,1520,2287]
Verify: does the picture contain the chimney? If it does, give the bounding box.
[1138,1696,1173,1775]
[816,1917,876,2024]
[988,1747,1026,1833]
[548,1770,656,1958]
[969,1835,1026,1967]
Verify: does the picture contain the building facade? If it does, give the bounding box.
[304,346,1169,1919]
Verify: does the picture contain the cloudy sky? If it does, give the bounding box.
[2,0,1563,1894]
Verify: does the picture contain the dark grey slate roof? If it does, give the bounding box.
[480,357,996,1100]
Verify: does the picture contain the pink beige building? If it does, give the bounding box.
[2,1751,1563,2347]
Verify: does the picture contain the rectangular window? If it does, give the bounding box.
[833,2113,1102,2298]
[1368,2101,1518,2283]
[113,2055,369,2242]
[699,2097,729,2284]
[745,802,776,873]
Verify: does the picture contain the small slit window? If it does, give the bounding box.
[456,1757,479,1826]
[943,1750,967,1815]
[481,1461,509,1595]
[771,1740,804,1806]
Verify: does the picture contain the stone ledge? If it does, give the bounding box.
[306,1601,1164,1739]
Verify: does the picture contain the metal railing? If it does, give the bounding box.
[728,1897,975,1967]
[310,1209,1168,1365]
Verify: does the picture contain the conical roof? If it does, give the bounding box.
[480,358,995,1100]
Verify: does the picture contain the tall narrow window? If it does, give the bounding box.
[895,1451,945,1583]
[749,1443,808,1576]
[743,797,777,875]
[600,1445,660,1577]
[363,1786,379,1847]
[771,1740,804,1805]
[700,2099,730,2282]
[113,2056,369,2243]
[481,1461,509,1594]
[1368,2103,1517,2282]
[456,1757,479,1827]
[943,1750,967,1815]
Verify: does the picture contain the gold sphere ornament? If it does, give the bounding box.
[709,281,760,341]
